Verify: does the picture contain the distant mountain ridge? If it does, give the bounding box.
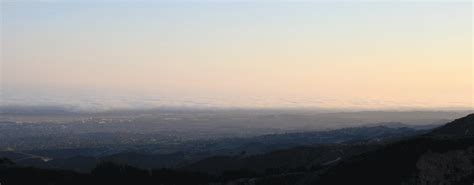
[184,113,474,185]
[1,114,473,185]
[305,113,474,185]
[1,125,424,172]
[430,114,474,137]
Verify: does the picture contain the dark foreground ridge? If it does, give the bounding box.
[0,114,473,185]
[314,113,474,185]
[430,113,474,137]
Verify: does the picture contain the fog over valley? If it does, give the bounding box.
[1,1,473,184]
[0,107,471,151]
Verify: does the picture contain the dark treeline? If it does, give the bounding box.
[0,160,305,185]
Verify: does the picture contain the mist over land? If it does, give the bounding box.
[1,1,473,185]
[2,85,472,112]
[0,105,471,151]
[1,106,473,185]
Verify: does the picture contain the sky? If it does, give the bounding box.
[1,0,472,110]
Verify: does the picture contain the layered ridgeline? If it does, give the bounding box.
[312,114,474,185]
[179,114,474,185]
[0,114,473,185]
[430,114,474,137]
[0,125,424,172]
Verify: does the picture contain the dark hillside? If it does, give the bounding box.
[430,114,474,137]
